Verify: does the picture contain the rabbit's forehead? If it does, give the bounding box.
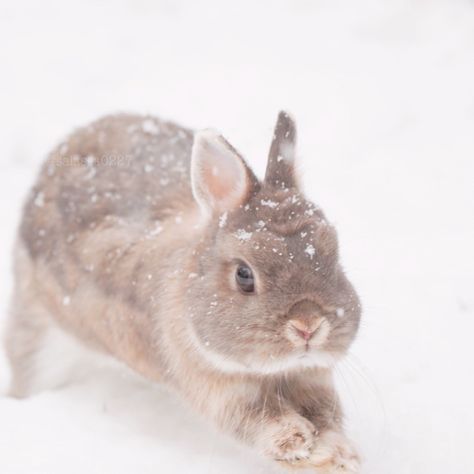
[231,223,325,267]
[225,191,336,269]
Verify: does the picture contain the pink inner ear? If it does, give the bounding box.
[200,146,248,209]
[202,162,234,201]
[192,130,251,213]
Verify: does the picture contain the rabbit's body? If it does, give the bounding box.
[8,114,199,387]
[6,113,362,472]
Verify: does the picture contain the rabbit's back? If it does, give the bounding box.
[21,114,195,261]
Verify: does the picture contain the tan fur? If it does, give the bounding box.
[5,112,361,472]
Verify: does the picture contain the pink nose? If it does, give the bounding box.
[290,319,317,341]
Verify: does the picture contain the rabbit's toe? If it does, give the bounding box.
[308,430,361,473]
[260,414,318,462]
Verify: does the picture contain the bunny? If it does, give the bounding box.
[5,111,361,472]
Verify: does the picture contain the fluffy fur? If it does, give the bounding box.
[5,111,362,472]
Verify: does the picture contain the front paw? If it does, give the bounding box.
[259,414,318,462]
[307,430,360,473]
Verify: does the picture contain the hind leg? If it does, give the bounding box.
[4,239,59,398]
[4,295,52,398]
[4,240,44,396]
[4,242,95,398]
[5,293,113,398]
[5,243,122,398]
[5,284,117,398]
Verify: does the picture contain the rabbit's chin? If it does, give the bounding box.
[198,345,339,375]
[245,350,339,375]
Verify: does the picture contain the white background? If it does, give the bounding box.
[0,1,473,473]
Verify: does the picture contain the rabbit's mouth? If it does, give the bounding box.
[190,330,338,375]
[185,315,340,375]
[284,317,331,351]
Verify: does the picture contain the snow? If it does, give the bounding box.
[304,244,316,259]
[218,211,228,228]
[141,119,160,135]
[148,222,163,237]
[235,228,253,241]
[261,199,279,208]
[34,191,44,207]
[0,0,474,473]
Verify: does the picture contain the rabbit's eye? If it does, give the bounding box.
[236,264,255,293]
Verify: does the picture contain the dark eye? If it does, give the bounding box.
[236,264,255,293]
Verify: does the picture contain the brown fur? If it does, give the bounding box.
[5,111,361,471]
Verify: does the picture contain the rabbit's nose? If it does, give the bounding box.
[289,318,322,341]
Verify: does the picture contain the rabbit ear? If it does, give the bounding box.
[191,129,258,216]
[264,111,297,188]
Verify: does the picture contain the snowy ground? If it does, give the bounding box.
[0,0,473,473]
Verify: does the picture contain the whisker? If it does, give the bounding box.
[334,364,360,420]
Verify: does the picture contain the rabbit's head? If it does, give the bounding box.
[185,112,361,375]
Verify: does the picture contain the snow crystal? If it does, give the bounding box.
[218,211,228,228]
[261,199,278,208]
[280,141,294,160]
[235,229,252,241]
[62,296,71,306]
[336,307,345,318]
[85,155,95,167]
[142,119,160,135]
[305,244,316,259]
[34,192,45,207]
[144,164,154,173]
[149,222,163,237]
[188,272,198,279]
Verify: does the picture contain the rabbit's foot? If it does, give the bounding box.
[277,429,360,472]
[282,430,360,473]
[260,413,318,462]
